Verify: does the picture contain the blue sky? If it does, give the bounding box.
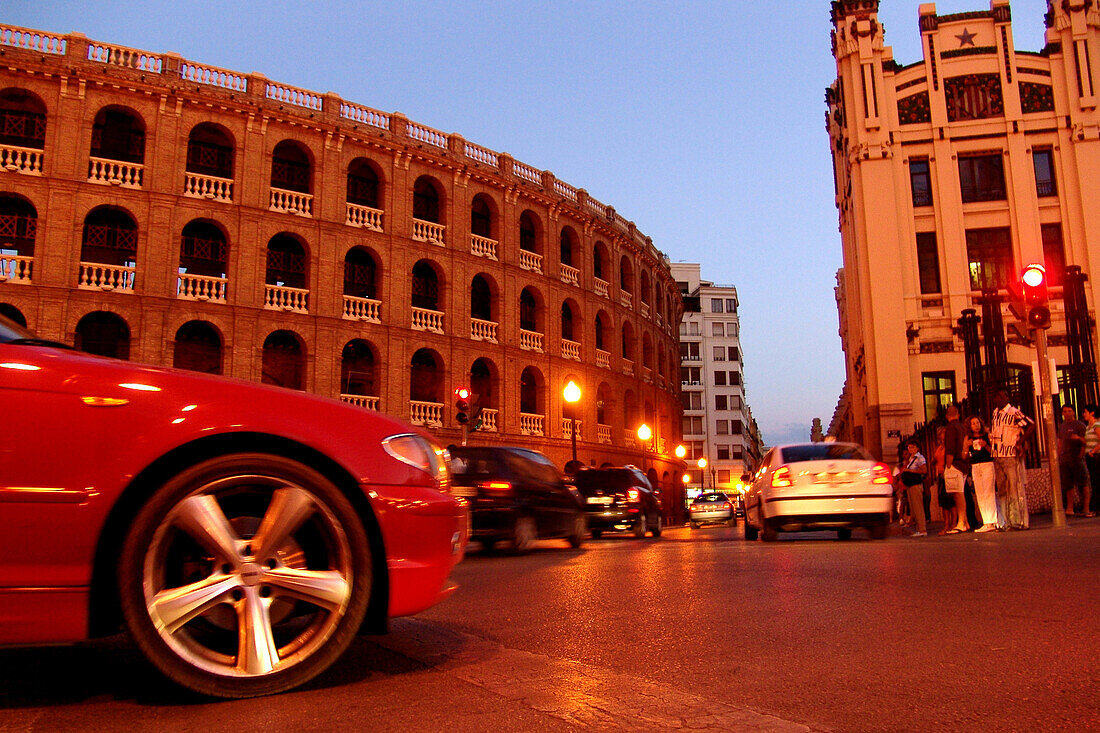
[6,1,1052,445]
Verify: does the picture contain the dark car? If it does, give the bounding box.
[573,466,663,538]
[449,447,586,552]
[689,492,736,528]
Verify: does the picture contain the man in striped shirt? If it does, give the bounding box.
[990,388,1034,530]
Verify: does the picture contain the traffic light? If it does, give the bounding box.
[454,387,471,424]
[1021,263,1051,330]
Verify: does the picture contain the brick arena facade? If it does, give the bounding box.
[0,27,687,503]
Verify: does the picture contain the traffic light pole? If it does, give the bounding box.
[1034,328,1067,529]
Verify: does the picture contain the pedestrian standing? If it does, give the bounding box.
[990,388,1033,530]
[899,440,928,536]
[942,404,970,533]
[1082,404,1100,516]
[1057,404,1092,517]
[963,416,997,532]
[933,425,951,535]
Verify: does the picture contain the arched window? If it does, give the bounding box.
[0,195,36,281]
[471,358,496,410]
[90,106,145,163]
[471,275,492,321]
[621,323,635,362]
[179,220,228,279]
[75,311,130,360]
[411,260,440,310]
[596,382,612,425]
[471,194,493,238]
[173,320,222,374]
[594,312,607,351]
[265,234,308,289]
[620,256,634,294]
[347,158,381,208]
[271,140,311,193]
[413,177,441,223]
[643,333,654,370]
[520,288,538,332]
[261,330,305,390]
[0,88,47,149]
[519,211,538,253]
[520,366,542,415]
[410,349,442,402]
[640,271,651,305]
[0,303,27,326]
[560,227,576,267]
[561,302,575,341]
[593,242,606,280]
[186,123,234,178]
[344,246,378,299]
[341,339,377,396]
[81,207,137,267]
[623,389,639,431]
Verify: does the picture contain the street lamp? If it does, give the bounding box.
[637,423,651,472]
[675,444,686,459]
[563,380,581,464]
[697,457,707,489]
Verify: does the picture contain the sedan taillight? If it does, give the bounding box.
[871,463,893,484]
[478,481,513,492]
[626,488,641,503]
[771,466,792,488]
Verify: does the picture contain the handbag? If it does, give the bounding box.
[900,471,924,487]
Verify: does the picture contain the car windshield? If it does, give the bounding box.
[694,493,727,503]
[449,454,501,477]
[573,468,644,495]
[780,444,871,463]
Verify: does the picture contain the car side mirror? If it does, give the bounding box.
[740,473,751,483]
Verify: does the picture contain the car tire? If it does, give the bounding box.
[690,522,699,529]
[567,514,586,549]
[743,515,758,541]
[633,512,647,539]
[481,538,498,553]
[512,516,537,553]
[870,522,889,540]
[651,515,663,538]
[590,529,602,539]
[836,528,853,541]
[117,453,371,699]
[760,520,779,542]
[727,518,737,528]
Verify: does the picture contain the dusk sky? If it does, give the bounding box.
[6,0,1052,445]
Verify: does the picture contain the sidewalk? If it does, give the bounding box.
[894,511,1100,537]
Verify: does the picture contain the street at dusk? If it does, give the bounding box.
[3,519,1098,732]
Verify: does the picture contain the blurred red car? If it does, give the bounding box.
[0,315,467,698]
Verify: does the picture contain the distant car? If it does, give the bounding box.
[0,314,467,698]
[448,447,586,552]
[689,492,736,528]
[572,466,663,538]
[742,442,893,541]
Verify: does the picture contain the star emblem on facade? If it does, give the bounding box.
[956,28,977,47]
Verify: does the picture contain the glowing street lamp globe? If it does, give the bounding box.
[563,380,581,404]
[675,444,686,459]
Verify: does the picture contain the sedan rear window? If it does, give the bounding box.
[449,456,501,476]
[693,493,728,504]
[780,444,871,463]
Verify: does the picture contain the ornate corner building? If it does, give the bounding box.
[0,26,686,491]
[827,1,1100,458]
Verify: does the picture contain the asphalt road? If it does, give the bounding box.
[1,517,1098,732]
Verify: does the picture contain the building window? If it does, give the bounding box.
[916,232,941,294]
[731,419,743,434]
[681,391,702,410]
[712,346,726,361]
[966,227,1013,290]
[714,372,727,386]
[711,299,724,313]
[688,322,700,336]
[711,322,724,337]
[717,445,731,460]
[728,346,739,361]
[958,153,1006,203]
[1033,148,1056,197]
[922,371,956,422]
[680,342,700,360]
[681,366,701,384]
[910,159,932,207]
[1042,224,1065,287]
[733,446,744,460]
[715,395,728,410]
[725,322,738,336]
[726,298,737,313]
[682,416,703,435]
[729,371,741,385]
[717,470,731,485]
[715,420,729,435]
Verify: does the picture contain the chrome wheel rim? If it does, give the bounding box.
[142,474,353,678]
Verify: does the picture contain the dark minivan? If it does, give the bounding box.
[449,446,586,552]
[573,466,663,538]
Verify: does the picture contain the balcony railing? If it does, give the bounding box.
[520,413,545,436]
[411,219,445,245]
[519,329,544,353]
[519,250,543,274]
[177,273,227,302]
[478,408,499,432]
[560,263,579,286]
[0,144,43,175]
[183,172,233,203]
[960,184,1006,203]
[340,394,379,411]
[78,262,135,292]
[470,234,498,260]
[410,401,443,428]
[639,301,650,318]
[471,318,498,343]
[269,187,313,217]
[642,366,653,383]
[561,418,583,440]
[343,295,381,323]
[0,254,32,283]
[411,306,444,334]
[264,284,309,313]
[594,277,609,298]
[620,292,633,309]
[596,349,611,369]
[623,428,636,445]
[346,203,384,231]
[561,339,580,361]
[88,157,143,188]
[597,424,612,444]
[622,358,634,377]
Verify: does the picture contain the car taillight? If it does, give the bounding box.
[771,466,792,488]
[719,502,730,510]
[477,481,513,492]
[383,434,450,491]
[626,488,641,503]
[871,463,892,484]
[690,504,702,512]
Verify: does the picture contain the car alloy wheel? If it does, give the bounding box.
[512,516,537,553]
[118,454,370,698]
[568,514,586,548]
[651,515,663,538]
[633,512,647,539]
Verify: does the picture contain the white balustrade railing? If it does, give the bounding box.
[88,157,143,188]
[0,254,32,282]
[465,142,498,166]
[0,144,43,175]
[620,292,634,309]
[183,172,233,202]
[411,219,445,245]
[470,234,498,260]
[265,82,323,110]
[346,203,384,231]
[411,306,444,333]
[624,429,635,445]
[406,121,448,148]
[78,262,135,292]
[470,318,498,343]
[264,284,309,313]
[519,329,544,353]
[343,295,381,323]
[513,161,541,184]
[658,437,668,454]
[560,263,579,286]
[179,61,248,91]
[554,179,579,202]
[596,349,611,369]
[478,408,499,432]
[622,359,635,377]
[177,273,227,302]
[410,401,443,427]
[594,277,609,298]
[269,187,313,217]
[0,25,66,54]
[642,366,653,383]
[561,339,580,361]
[87,42,162,72]
[639,301,650,319]
[597,424,612,444]
[561,418,583,440]
[340,394,379,411]
[520,413,545,437]
[339,102,390,130]
[518,250,543,274]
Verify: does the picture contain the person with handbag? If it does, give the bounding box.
[899,440,928,536]
[942,404,971,534]
[963,416,998,532]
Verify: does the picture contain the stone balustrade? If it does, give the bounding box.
[478,408,499,432]
[411,306,444,334]
[79,262,135,292]
[560,263,579,286]
[623,359,634,376]
[342,295,381,322]
[597,424,612,444]
[620,292,634,309]
[0,254,32,282]
[596,349,611,369]
[340,394,379,411]
[518,250,543,274]
[1,144,43,175]
[177,273,227,302]
[561,418,583,440]
[643,366,653,383]
[639,301,650,318]
[269,187,313,216]
[183,172,233,202]
[87,41,162,72]
[594,277,609,298]
[264,284,309,313]
[561,339,580,361]
[519,329,544,353]
[520,413,545,436]
[410,401,443,427]
[411,219,445,245]
[88,157,143,188]
[470,318,498,343]
[470,234,498,260]
[346,202,383,231]
[180,61,248,91]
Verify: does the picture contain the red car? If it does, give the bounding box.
[0,315,467,698]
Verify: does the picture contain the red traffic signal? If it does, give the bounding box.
[455,387,471,424]
[1020,264,1051,329]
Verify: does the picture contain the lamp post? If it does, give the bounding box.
[697,457,708,490]
[637,423,651,472]
[675,444,686,460]
[563,380,581,465]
